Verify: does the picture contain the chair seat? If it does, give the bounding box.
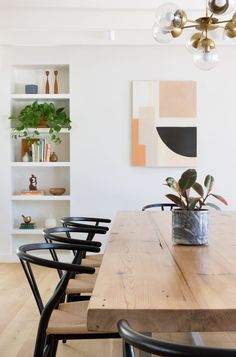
[66,268,99,294]
[47,301,101,335]
[82,253,103,267]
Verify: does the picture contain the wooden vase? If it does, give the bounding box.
[54,70,58,94]
[45,70,50,94]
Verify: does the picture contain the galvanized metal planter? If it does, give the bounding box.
[172,209,209,245]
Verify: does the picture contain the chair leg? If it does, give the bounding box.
[49,339,58,357]
[123,340,136,357]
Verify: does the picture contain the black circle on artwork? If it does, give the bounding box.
[156,127,197,158]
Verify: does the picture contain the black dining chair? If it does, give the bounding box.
[142,203,176,211]
[17,242,120,357]
[42,226,105,302]
[118,320,236,357]
[61,216,111,267]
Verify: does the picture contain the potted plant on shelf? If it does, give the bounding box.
[165,169,228,245]
[9,101,71,143]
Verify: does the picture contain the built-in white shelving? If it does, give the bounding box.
[11,94,70,100]
[10,64,71,250]
[11,162,70,167]
[12,228,43,235]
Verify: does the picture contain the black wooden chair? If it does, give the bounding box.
[42,226,105,302]
[60,216,111,267]
[142,203,176,211]
[118,320,236,357]
[17,242,119,357]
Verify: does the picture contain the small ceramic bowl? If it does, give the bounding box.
[49,188,66,196]
[25,84,38,94]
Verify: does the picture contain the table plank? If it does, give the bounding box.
[87,211,236,333]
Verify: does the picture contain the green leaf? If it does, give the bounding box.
[204,175,214,193]
[205,202,221,210]
[166,177,176,189]
[192,182,204,197]
[166,194,186,209]
[189,197,201,210]
[178,169,197,192]
[210,194,228,206]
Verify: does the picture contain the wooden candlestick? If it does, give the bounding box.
[45,71,50,94]
[54,70,58,94]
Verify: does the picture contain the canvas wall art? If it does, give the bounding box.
[132,80,197,167]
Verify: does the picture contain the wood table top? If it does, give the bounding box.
[87,210,236,333]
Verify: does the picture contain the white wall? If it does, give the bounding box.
[0,44,235,259]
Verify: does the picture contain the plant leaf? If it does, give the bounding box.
[204,175,214,193]
[210,194,228,206]
[166,194,186,209]
[206,202,221,211]
[192,182,204,197]
[178,169,197,192]
[189,197,201,210]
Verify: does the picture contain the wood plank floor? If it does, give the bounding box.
[1,263,236,356]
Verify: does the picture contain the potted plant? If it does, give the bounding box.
[165,169,228,245]
[9,101,71,143]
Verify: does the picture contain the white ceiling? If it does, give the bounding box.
[0,0,233,46]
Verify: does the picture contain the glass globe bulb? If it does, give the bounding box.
[153,2,179,43]
[193,48,219,70]
[152,22,173,43]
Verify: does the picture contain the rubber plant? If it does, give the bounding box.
[9,101,71,143]
[165,168,228,210]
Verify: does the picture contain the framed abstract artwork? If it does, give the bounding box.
[132,80,197,167]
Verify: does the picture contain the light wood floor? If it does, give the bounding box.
[1,264,236,357]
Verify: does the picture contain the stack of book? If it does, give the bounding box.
[21,139,52,162]
[21,190,45,195]
[19,222,36,229]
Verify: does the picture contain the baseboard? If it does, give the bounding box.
[0,254,18,263]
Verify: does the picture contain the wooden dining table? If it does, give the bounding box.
[87,210,236,335]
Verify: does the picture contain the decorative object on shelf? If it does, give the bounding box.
[19,222,36,229]
[25,84,38,94]
[49,187,66,195]
[54,70,59,94]
[22,152,29,162]
[165,168,228,245]
[50,151,58,162]
[45,216,57,228]
[45,70,50,94]
[29,174,37,191]
[21,190,45,195]
[132,80,197,167]
[20,214,36,229]
[152,0,236,70]
[9,101,71,143]
[22,214,31,224]
[21,138,53,163]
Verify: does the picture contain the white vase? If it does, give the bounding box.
[44,217,57,228]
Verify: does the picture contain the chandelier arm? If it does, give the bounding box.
[182,24,201,29]
[216,19,233,24]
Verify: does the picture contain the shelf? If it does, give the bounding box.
[11,162,70,167]
[11,94,70,100]
[12,228,43,235]
[11,195,71,201]
[11,128,70,134]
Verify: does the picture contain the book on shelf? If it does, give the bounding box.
[20,190,45,195]
[19,222,37,229]
[21,138,52,162]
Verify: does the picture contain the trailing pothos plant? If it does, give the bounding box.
[165,169,228,210]
[9,101,71,144]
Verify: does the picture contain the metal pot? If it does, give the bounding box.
[172,209,209,245]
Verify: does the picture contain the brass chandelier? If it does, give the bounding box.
[152,0,236,70]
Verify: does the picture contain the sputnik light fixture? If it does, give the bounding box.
[152,0,236,70]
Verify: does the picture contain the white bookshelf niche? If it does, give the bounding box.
[10,64,71,244]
